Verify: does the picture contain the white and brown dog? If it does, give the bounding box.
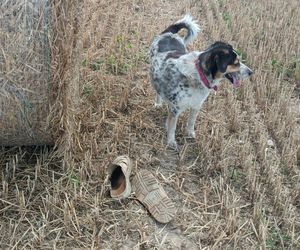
[149,15,253,148]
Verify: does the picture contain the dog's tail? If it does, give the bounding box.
[160,14,200,45]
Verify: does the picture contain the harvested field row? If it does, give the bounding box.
[0,0,299,249]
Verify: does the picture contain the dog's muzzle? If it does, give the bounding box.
[240,62,253,78]
[225,63,253,88]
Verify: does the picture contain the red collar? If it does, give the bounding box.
[195,59,218,91]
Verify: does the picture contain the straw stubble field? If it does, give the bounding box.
[1,0,300,249]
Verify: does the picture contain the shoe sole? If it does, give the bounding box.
[132,169,176,223]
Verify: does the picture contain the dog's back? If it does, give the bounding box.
[149,15,200,97]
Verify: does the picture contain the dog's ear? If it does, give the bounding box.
[215,54,228,73]
[199,51,225,77]
[200,42,237,78]
[199,48,233,77]
[199,51,216,76]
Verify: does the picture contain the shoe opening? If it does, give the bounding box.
[110,166,126,196]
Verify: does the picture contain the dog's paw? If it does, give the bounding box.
[186,130,196,139]
[167,140,178,150]
[154,102,162,108]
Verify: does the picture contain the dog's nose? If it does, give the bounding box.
[248,69,253,76]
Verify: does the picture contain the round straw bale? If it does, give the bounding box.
[0,0,82,147]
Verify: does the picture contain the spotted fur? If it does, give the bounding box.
[149,15,253,148]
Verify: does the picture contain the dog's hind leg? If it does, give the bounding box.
[186,108,199,138]
[166,107,181,149]
[166,113,178,149]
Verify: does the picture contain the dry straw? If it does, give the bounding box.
[0,0,82,155]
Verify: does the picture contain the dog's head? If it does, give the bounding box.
[199,42,253,87]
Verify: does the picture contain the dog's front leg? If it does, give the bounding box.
[166,112,179,149]
[186,108,199,138]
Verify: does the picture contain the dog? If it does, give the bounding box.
[149,15,253,148]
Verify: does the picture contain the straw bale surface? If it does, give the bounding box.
[0,0,81,147]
